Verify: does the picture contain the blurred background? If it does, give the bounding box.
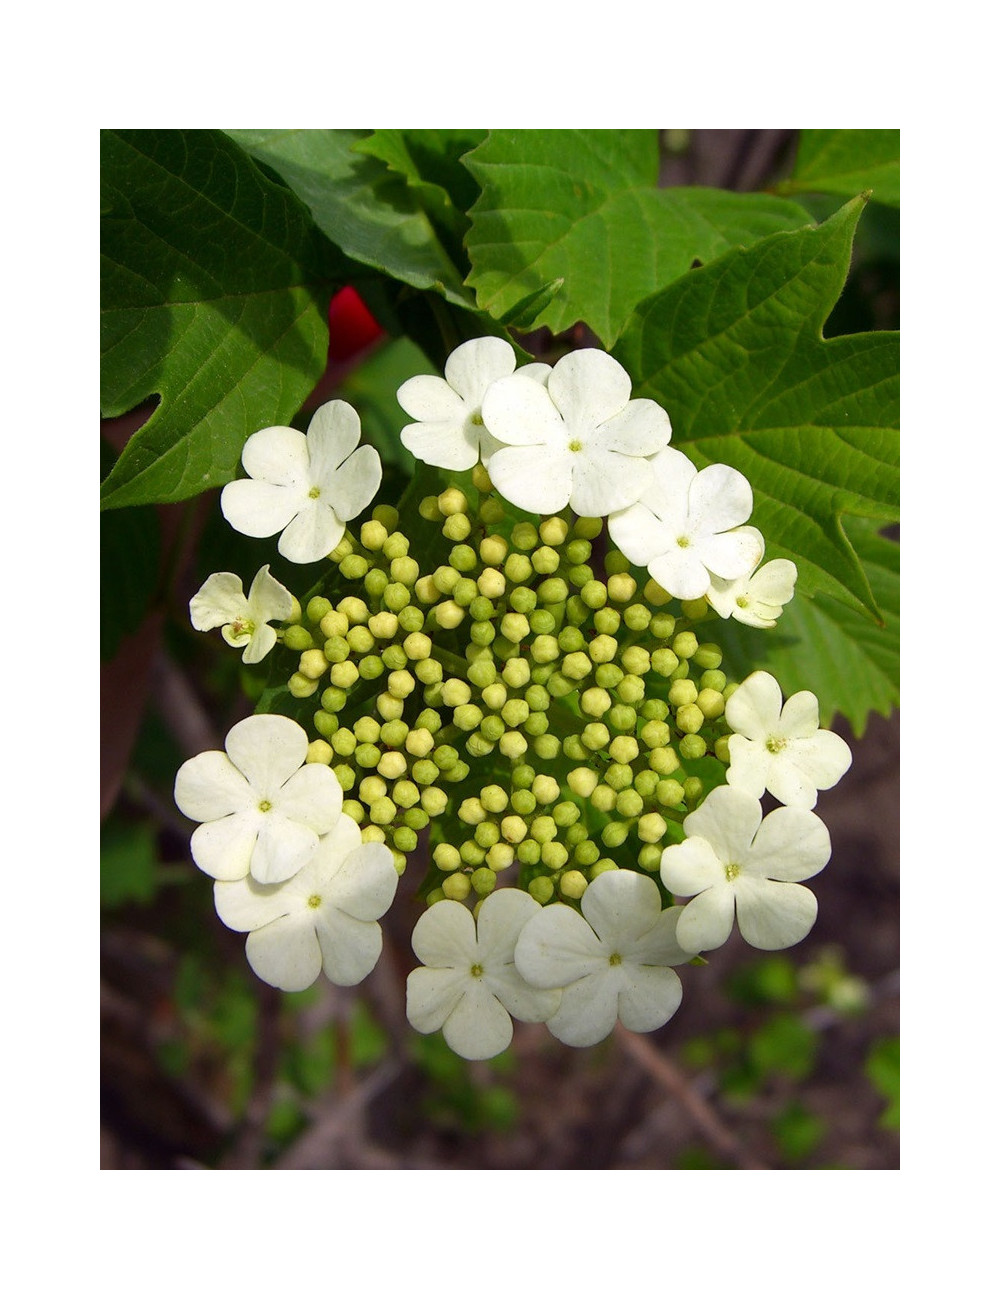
[100,130,899,1170]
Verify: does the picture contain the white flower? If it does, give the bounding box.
[189,565,294,664]
[213,817,398,992]
[514,870,688,1048]
[174,714,344,885]
[397,336,520,471]
[707,537,797,628]
[660,786,831,953]
[406,890,560,1060]
[220,400,381,564]
[608,447,762,600]
[724,670,852,809]
[480,348,672,517]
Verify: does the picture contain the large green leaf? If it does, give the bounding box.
[226,130,473,308]
[779,129,899,207]
[101,129,333,510]
[464,129,814,345]
[614,197,899,619]
[712,521,899,735]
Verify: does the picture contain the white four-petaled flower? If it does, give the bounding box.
[397,337,525,471]
[706,539,797,628]
[189,565,294,664]
[174,715,344,885]
[221,400,381,564]
[608,447,761,600]
[481,349,672,517]
[406,890,560,1060]
[214,816,398,992]
[514,870,689,1047]
[660,786,831,953]
[725,670,852,808]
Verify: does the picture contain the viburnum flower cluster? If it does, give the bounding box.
[175,336,852,1059]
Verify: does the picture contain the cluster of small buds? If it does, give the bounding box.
[177,337,852,1060]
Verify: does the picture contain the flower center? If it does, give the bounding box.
[568,438,584,452]
[307,894,322,909]
[735,596,750,609]
[258,799,272,813]
[608,952,623,967]
[229,617,254,638]
[676,535,691,549]
[470,962,484,978]
[470,411,484,426]
[766,735,787,754]
[308,485,322,499]
[724,861,741,882]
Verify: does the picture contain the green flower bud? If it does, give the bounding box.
[679,734,707,760]
[638,812,668,844]
[609,735,640,764]
[358,654,384,681]
[528,876,555,904]
[441,872,471,901]
[452,704,482,733]
[565,593,592,622]
[304,599,332,629]
[692,641,722,669]
[649,746,680,776]
[433,600,465,629]
[480,535,508,567]
[460,839,486,866]
[554,802,581,830]
[697,688,726,721]
[673,631,699,660]
[538,516,569,546]
[669,679,699,707]
[480,497,506,525]
[471,867,497,897]
[438,487,469,517]
[340,554,369,581]
[420,787,448,816]
[623,604,652,633]
[434,842,462,872]
[288,672,320,698]
[501,612,530,643]
[334,764,355,792]
[501,658,532,689]
[616,787,644,818]
[504,552,534,584]
[376,692,405,721]
[594,663,625,690]
[714,735,731,763]
[359,774,388,804]
[541,841,569,870]
[475,820,501,849]
[532,733,561,761]
[531,634,561,664]
[487,842,516,872]
[379,645,406,674]
[651,647,680,677]
[377,751,407,781]
[683,776,704,804]
[459,797,487,825]
[560,651,590,681]
[501,699,531,729]
[615,678,644,707]
[580,579,607,610]
[478,715,504,744]
[284,624,314,652]
[305,739,333,766]
[369,796,396,825]
[329,536,354,563]
[365,569,390,601]
[382,531,409,560]
[386,669,415,700]
[621,645,651,677]
[313,711,339,740]
[412,759,441,786]
[391,778,420,809]
[510,789,537,817]
[567,768,599,799]
[607,704,637,732]
[319,610,350,640]
[450,577,477,608]
[650,612,676,639]
[328,661,359,691]
[339,596,370,625]
[354,742,382,769]
[607,572,637,604]
[469,620,495,647]
[590,784,616,813]
[510,521,538,551]
[530,775,559,806]
[536,577,568,605]
[675,703,705,735]
[425,888,446,905]
[656,778,685,808]
[559,870,588,899]
[403,807,429,831]
[562,735,588,761]
[499,815,527,844]
[360,519,388,551]
[343,800,365,824]
[467,658,497,688]
[580,722,610,752]
[531,545,560,574]
[573,839,600,867]
[601,821,630,848]
[605,763,633,792]
[640,720,671,749]
[347,625,376,655]
[643,578,670,607]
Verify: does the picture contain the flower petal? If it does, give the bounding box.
[660,835,725,897]
[745,806,831,882]
[323,841,398,922]
[676,886,736,952]
[190,811,262,880]
[548,349,631,432]
[682,786,762,864]
[618,965,683,1033]
[241,425,310,485]
[246,913,322,991]
[397,374,467,423]
[486,443,573,514]
[629,904,696,965]
[220,479,302,539]
[305,400,360,481]
[314,907,383,985]
[598,398,671,456]
[734,877,818,950]
[225,715,309,796]
[406,965,468,1033]
[580,869,662,949]
[648,548,712,601]
[444,336,516,405]
[481,373,566,448]
[410,899,477,969]
[475,890,542,966]
[695,528,762,581]
[326,444,382,523]
[787,731,853,795]
[243,624,278,665]
[778,689,820,738]
[725,736,772,801]
[545,972,620,1047]
[175,750,254,822]
[747,558,797,606]
[569,446,648,517]
[725,671,784,741]
[485,965,561,1024]
[214,874,297,933]
[607,501,676,567]
[400,418,480,471]
[442,981,514,1060]
[190,573,249,631]
[643,446,698,530]
[249,814,319,885]
[514,903,604,989]
[278,502,344,564]
[687,463,753,536]
[273,762,344,833]
[246,565,295,624]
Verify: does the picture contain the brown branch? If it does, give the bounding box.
[614,1025,769,1170]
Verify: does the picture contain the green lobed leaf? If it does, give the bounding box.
[101,129,334,510]
[464,129,814,345]
[614,197,899,620]
[712,520,898,735]
[226,129,474,308]
[780,129,899,206]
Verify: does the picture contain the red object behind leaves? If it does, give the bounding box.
[327,286,384,363]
